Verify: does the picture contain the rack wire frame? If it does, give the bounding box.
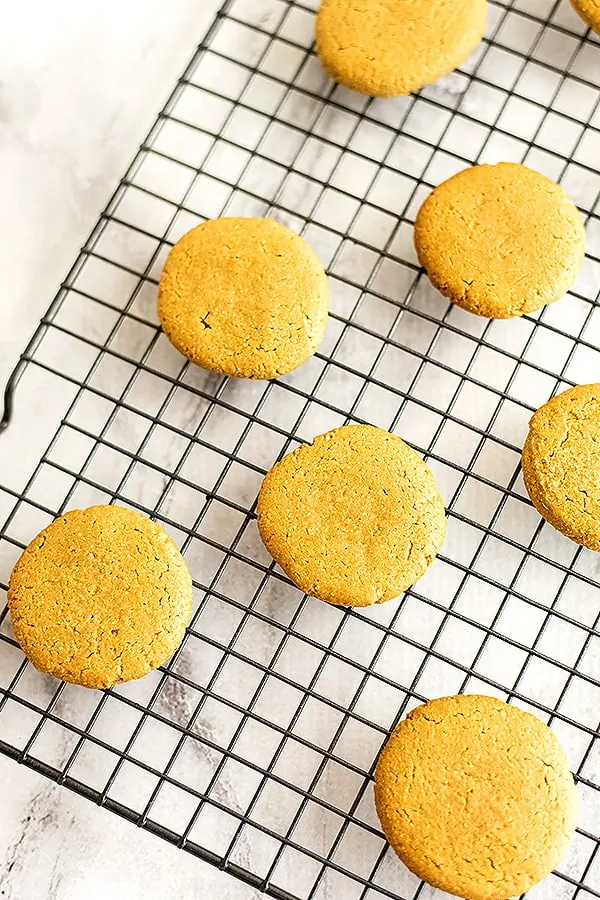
[1,0,600,897]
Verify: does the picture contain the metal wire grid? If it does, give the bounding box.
[0,0,600,897]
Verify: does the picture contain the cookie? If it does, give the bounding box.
[7,505,193,689]
[522,383,600,550]
[158,217,329,380]
[374,694,578,900]
[570,0,600,33]
[315,0,487,97]
[256,424,446,607]
[414,162,585,319]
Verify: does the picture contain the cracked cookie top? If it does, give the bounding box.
[374,694,578,900]
[315,0,487,97]
[522,383,600,550]
[414,162,585,319]
[157,217,329,380]
[256,424,446,607]
[7,505,193,689]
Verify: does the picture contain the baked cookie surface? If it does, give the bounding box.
[158,217,329,380]
[414,162,585,319]
[374,694,578,900]
[256,424,446,607]
[8,505,193,689]
[522,383,600,550]
[570,0,600,33]
[315,0,487,97]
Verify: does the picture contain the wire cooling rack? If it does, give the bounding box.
[1,0,600,897]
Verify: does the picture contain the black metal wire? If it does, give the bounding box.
[1,1,600,898]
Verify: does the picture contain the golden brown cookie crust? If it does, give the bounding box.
[414,162,585,319]
[8,505,193,689]
[315,0,487,97]
[158,217,329,380]
[256,424,446,607]
[374,694,578,900]
[522,383,600,551]
[570,0,600,33]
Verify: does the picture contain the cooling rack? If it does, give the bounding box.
[1,0,600,897]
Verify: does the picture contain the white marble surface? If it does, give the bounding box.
[0,1,256,897]
[0,0,215,392]
[1,1,599,899]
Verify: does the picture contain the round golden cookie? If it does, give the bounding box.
[315,0,487,97]
[414,162,585,319]
[522,383,600,551]
[158,217,329,380]
[7,505,193,689]
[570,0,600,33]
[256,424,446,607]
[374,695,578,900]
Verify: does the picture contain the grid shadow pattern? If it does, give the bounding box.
[1,1,600,897]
